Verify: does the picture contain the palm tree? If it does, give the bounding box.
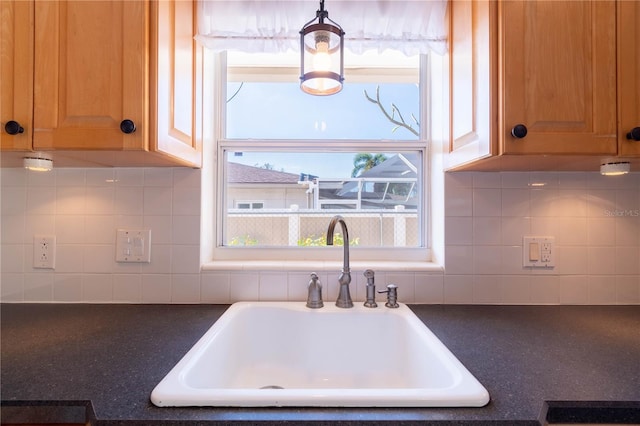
[351,153,387,177]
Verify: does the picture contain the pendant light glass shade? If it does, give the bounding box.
[300,1,344,96]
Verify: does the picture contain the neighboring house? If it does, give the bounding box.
[227,162,309,209]
[226,158,418,246]
[227,155,419,211]
[314,154,419,210]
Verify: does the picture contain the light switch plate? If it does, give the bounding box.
[523,236,555,268]
[116,229,151,263]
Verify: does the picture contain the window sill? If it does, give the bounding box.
[201,260,444,273]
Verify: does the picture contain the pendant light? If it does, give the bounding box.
[299,0,344,96]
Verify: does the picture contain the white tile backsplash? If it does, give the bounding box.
[473,245,502,274]
[558,275,589,305]
[616,247,640,274]
[286,272,311,302]
[26,186,55,215]
[445,217,473,245]
[115,187,144,215]
[473,188,502,216]
[556,246,589,275]
[443,275,474,304]
[444,185,472,216]
[56,186,86,215]
[144,187,173,215]
[200,272,230,303]
[171,245,200,274]
[473,217,502,245]
[53,274,83,302]
[501,188,530,217]
[113,274,142,303]
[229,272,259,302]
[258,272,289,301]
[82,274,113,302]
[587,276,617,305]
[501,275,531,304]
[1,168,639,304]
[142,274,172,303]
[414,273,444,304]
[616,275,640,304]
[24,272,53,301]
[171,274,201,303]
[473,275,503,304]
[530,275,560,304]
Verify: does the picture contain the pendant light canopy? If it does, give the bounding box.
[299,0,344,96]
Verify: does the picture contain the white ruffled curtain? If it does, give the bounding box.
[195,1,449,55]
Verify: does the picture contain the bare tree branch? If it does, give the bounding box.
[227,82,244,104]
[364,86,419,137]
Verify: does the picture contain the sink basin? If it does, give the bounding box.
[151,302,490,407]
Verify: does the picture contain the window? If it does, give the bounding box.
[236,201,264,210]
[212,50,430,263]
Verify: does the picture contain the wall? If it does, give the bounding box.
[1,167,638,304]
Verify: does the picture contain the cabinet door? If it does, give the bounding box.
[150,0,202,167]
[1,0,34,151]
[33,1,148,150]
[500,1,617,155]
[618,0,640,157]
[447,0,497,169]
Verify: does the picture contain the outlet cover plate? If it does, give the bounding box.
[33,235,56,269]
[523,236,555,268]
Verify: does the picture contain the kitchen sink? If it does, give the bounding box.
[151,302,490,407]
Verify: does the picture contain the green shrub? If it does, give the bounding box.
[228,234,258,246]
[297,233,359,247]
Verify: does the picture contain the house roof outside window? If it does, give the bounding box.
[227,162,300,184]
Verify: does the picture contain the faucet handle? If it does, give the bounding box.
[363,269,377,308]
[306,272,324,309]
[378,284,399,308]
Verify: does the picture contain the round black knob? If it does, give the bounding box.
[626,127,640,141]
[5,120,24,135]
[120,119,136,134]
[511,124,528,139]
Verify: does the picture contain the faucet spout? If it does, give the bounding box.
[327,215,353,308]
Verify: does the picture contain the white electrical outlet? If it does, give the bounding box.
[523,236,555,268]
[33,235,56,269]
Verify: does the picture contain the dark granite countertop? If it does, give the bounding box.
[1,304,639,425]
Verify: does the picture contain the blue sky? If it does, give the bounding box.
[227,81,418,140]
[226,81,419,178]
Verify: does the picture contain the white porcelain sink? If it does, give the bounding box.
[151,302,490,407]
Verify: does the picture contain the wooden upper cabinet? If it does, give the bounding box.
[499,0,617,155]
[1,0,201,167]
[447,0,639,171]
[617,0,640,157]
[150,0,202,167]
[447,0,497,168]
[33,0,148,151]
[0,0,34,151]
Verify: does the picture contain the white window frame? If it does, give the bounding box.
[203,51,434,268]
